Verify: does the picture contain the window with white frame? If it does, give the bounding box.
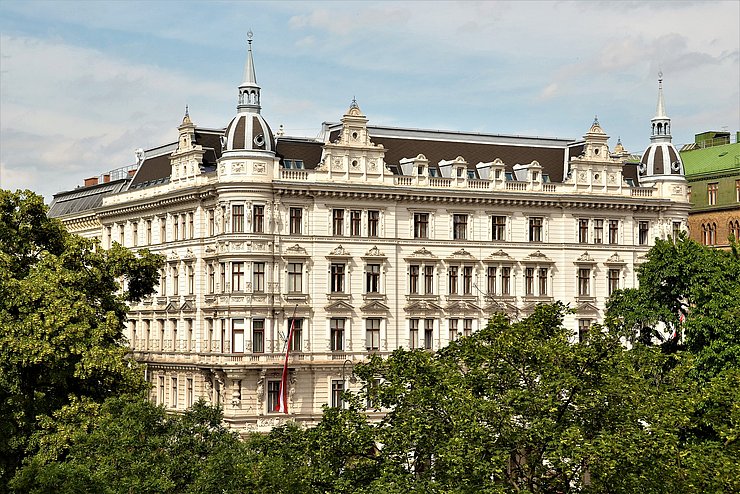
[330,263,345,293]
[529,217,543,242]
[594,219,603,244]
[453,214,468,240]
[492,215,506,241]
[368,210,380,237]
[252,319,264,354]
[414,212,429,239]
[366,318,380,350]
[366,263,381,293]
[289,207,302,235]
[287,262,303,293]
[232,205,244,233]
[331,380,345,408]
[267,381,281,412]
[232,262,244,292]
[409,319,419,349]
[350,210,362,236]
[578,219,589,243]
[332,209,344,236]
[253,204,264,233]
[424,319,434,350]
[578,268,591,297]
[231,319,244,353]
[253,262,265,293]
[330,318,345,352]
[608,220,619,244]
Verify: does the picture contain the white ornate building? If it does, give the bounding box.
[49,40,689,431]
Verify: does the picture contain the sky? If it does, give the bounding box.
[1,0,738,202]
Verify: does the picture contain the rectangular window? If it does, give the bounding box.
[287,263,302,293]
[492,215,506,241]
[330,318,345,352]
[578,319,591,343]
[332,209,344,236]
[453,214,468,240]
[368,210,379,237]
[608,220,619,244]
[252,319,264,353]
[538,267,548,296]
[529,217,543,242]
[158,376,165,405]
[331,380,345,408]
[119,224,125,245]
[687,186,692,203]
[672,221,681,240]
[330,263,345,293]
[186,378,193,408]
[208,209,215,236]
[424,319,434,350]
[424,266,434,294]
[232,205,244,233]
[638,221,649,245]
[366,264,380,293]
[172,266,179,296]
[232,262,244,291]
[160,270,167,297]
[181,215,186,240]
[608,268,620,296]
[736,180,740,202]
[525,267,535,296]
[187,265,194,295]
[219,262,226,293]
[106,226,112,249]
[171,377,178,408]
[288,318,302,352]
[578,268,591,297]
[253,262,265,293]
[160,217,166,243]
[132,222,138,247]
[501,267,511,295]
[267,381,281,412]
[146,219,152,245]
[463,318,472,337]
[409,265,419,294]
[188,212,194,239]
[172,216,179,242]
[462,266,473,295]
[449,318,458,342]
[708,182,718,206]
[409,319,419,350]
[350,210,362,236]
[594,219,603,244]
[289,207,302,235]
[208,263,215,294]
[231,319,244,353]
[487,266,497,294]
[414,213,429,239]
[578,219,589,243]
[253,205,264,233]
[448,266,459,294]
[366,318,381,351]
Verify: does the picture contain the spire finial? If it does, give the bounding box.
[655,71,667,118]
[185,104,189,117]
[247,30,253,45]
[593,115,599,126]
[350,96,359,110]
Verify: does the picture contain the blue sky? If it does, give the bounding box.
[1,0,738,201]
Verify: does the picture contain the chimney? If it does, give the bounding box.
[103,174,111,183]
[84,177,99,187]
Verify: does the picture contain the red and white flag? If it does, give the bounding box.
[276,315,296,414]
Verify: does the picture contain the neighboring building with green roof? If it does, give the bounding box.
[681,131,740,248]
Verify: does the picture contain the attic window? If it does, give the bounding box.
[505,172,514,181]
[429,167,440,178]
[467,170,476,179]
[294,160,304,169]
[284,159,293,169]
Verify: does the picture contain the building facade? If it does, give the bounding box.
[680,131,740,248]
[49,41,690,431]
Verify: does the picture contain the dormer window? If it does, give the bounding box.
[467,170,477,179]
[505,171,514,181]
[429,167,440,178]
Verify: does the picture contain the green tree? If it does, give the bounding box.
[10,398,249,494]
[606,235,740,377]
[0,190,162,489]
[353,304,740,493]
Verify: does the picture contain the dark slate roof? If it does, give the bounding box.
[276,137,324,167]
[48,179,129,218]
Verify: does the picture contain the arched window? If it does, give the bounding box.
[729,219,740,241]
[702,223,717,245]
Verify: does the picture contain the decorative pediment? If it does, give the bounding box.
[363,246,386,259]
[486,249,515,262]
[485,300,518,316]
[635,253,649,265]
[326,245,352,258]
[575,302,600,314]
[447,248,475,261]
[446,300,482,313]
[605,252,626,265]
[167,250,179,261]
[184,248,195,260]
[405,299,444,314]
[179,300,195,312]
[325,300,354,313]
[574,252,596,264]
[164,301,178,312]
[404,247,438,261]
[360,300,390,313]
[523,250,553,263]
[283,243,308,257]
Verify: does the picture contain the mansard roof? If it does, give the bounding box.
[48,178,129,217]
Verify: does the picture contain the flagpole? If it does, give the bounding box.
[276,303,299,414]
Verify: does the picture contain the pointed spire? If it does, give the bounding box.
[242,30,257,86]
[237,31,261,113]
[593,115,599,126]
[655,70,666,118]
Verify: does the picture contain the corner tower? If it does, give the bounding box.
[639,73,685,185]
[218,33,278,182]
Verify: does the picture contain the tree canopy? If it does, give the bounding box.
[0,190,162,489]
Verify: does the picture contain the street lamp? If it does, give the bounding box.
[341,359,357,384]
